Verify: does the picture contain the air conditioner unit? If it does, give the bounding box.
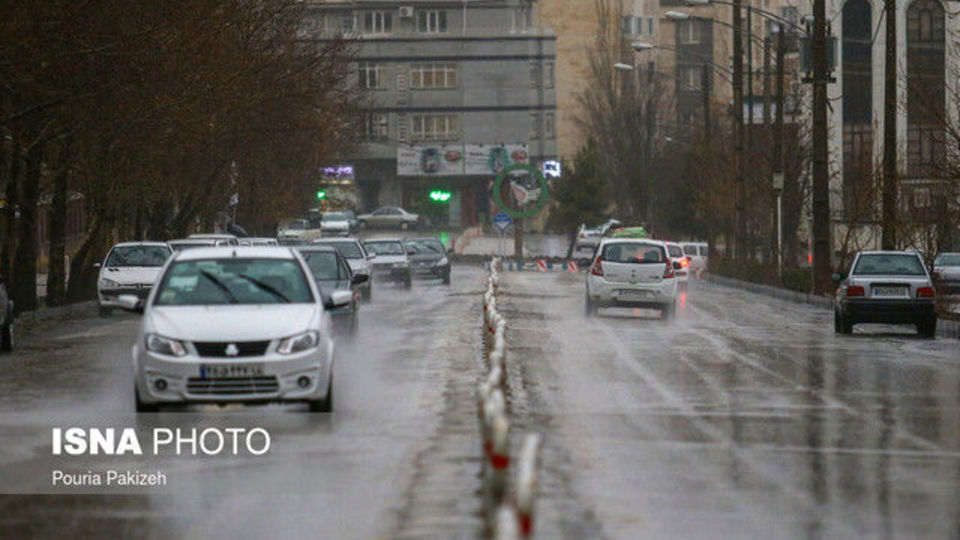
[398,6,414,18]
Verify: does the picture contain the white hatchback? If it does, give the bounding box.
[96,242,173,317]
[585,239,679,319]
[123,247,348,412]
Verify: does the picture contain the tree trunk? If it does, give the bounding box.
[65,216,104,303]
[47,143,70,307]
[1,139,21,285]
[12,139,42,313]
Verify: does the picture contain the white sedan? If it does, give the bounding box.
[122,246,349,412]
[96,242,173,317]
[585,239,679,320]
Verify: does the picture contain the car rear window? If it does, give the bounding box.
[699,246,708,256]
[935,254,960,266]
[853,254,926,276]
[601,243,666,264]
[667,245,683,258]
[683,245,698,256]
[314,241,363,259]
[364,241,403,255]
[300,251,348,281]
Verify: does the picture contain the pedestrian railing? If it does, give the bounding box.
[479,257,542,538]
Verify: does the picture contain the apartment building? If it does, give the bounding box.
[302,0,556,227]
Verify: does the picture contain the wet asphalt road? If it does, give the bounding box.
[501,272,960,539]
[0,265,486,539]
[1,263,959,539]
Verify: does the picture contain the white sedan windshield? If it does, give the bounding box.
[154,258,314,305]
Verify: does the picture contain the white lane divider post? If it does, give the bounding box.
[494,503,520,540]
[515,433,542,538]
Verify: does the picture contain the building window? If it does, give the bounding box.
[842,0,875,221]
[329,11,356,34]
[529,61,541,88]
[678,65,701,90]
[648,17,654,36]
[530,113,540,137]
[545,112,555,138]
[913,187,932,209]
[411,115,458,140]
[410,63,457,89]
[677,20,701,44]
[545,62,555,88]
[907,0,945,178]
[418,10,447,33]
[359,63,384,89]
[361,113,389,141]
[514,7,532,31]
[362,11,393,35]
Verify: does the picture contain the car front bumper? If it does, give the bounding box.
[411,263,449,279]
[133,341,333,405]
[371,265,410,281]
[839,298,936,323]
[587,276,677,308]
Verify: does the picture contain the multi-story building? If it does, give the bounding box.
[302,0,556,227]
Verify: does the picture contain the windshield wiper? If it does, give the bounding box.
[200,270,239,303]
[238,274,290,303]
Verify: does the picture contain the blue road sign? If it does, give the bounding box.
[492,211,513,232]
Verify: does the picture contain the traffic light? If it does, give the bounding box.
[316,190,326,200]
[429,190,451,202]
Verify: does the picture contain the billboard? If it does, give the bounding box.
[397,144,528,176]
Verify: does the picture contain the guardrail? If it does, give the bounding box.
[479,257,543,538]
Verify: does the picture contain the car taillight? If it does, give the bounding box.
[591,259,604,276]
[845,285,865,297]
[917,286,935,299]
[663,261,674,279]
[681,257,690,268]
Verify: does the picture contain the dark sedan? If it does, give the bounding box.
[296,246,368,335]
[404,238,451,285]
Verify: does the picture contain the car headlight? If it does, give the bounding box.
[393,262,409,268]
[434,257,449,267]
[99,277,118,287]
[145,334,187,357]
[277,331,319,355]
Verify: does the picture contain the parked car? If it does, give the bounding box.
[585,239,679,320]
[404,238,451,285]
[97,242,173,317]
[679,242,709,277]
[277,219,321,242]
[357,206,420,230]
[169,238,228,251]
[342,210,359,231]
[312,238,373,300]
[0,278,14,352]
[933,252,960,315]
[240,237,280,246]
[320,212,351,237]
[188,233,239,246]
[574,219,621,254]
[296,246,366,335]
[833,251,938,337]
[124,246,343,412]
[664,242,691,290]
[363,238,412,288]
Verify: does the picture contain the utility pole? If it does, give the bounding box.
[773,27,786,276]
[763,36,772,127]
[881,0,898,249]
[702,63,712,141]
[811,0,832,293]
[733,0,746,261]
[746,4,755,150]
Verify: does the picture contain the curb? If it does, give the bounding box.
[16,300,98,325]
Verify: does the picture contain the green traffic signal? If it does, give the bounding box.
[429,190,451,202]
[316,190,326,200]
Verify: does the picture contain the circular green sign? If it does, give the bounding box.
[492,164,550,219]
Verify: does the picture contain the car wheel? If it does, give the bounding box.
[833,309,842,333]
[917,317,937,339]
[404,276,412,289]
[350,310,358,336]
[357,220,367,230]
[309,378,334,413]
[135,386,159,413]
[99,306,112,317]
[661,302,675,321]
[443,271,451,286]
[400,221,409,231]
[839,312,854,335]
[0,322,12,352]
[361,286,371,301]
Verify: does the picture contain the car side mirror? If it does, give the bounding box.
[830,273,842,283]
[327,290,353,309]
[351,273,369,285]
[93,263,101,269]
[405,247,417,255]
[117,294,144,314]
[672,261,682,270]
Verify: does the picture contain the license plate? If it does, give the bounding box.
[872,286,908,297]
[618,289,650,298]
[199,364,264,379]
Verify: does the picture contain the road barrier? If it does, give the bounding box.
[478,258,543,536]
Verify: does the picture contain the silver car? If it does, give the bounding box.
[357,206,420,230]
[312,237,374,301]
[123,246,348,412]
[833,251,937,337]
[96,241,173,317]
[933,252,960,315]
